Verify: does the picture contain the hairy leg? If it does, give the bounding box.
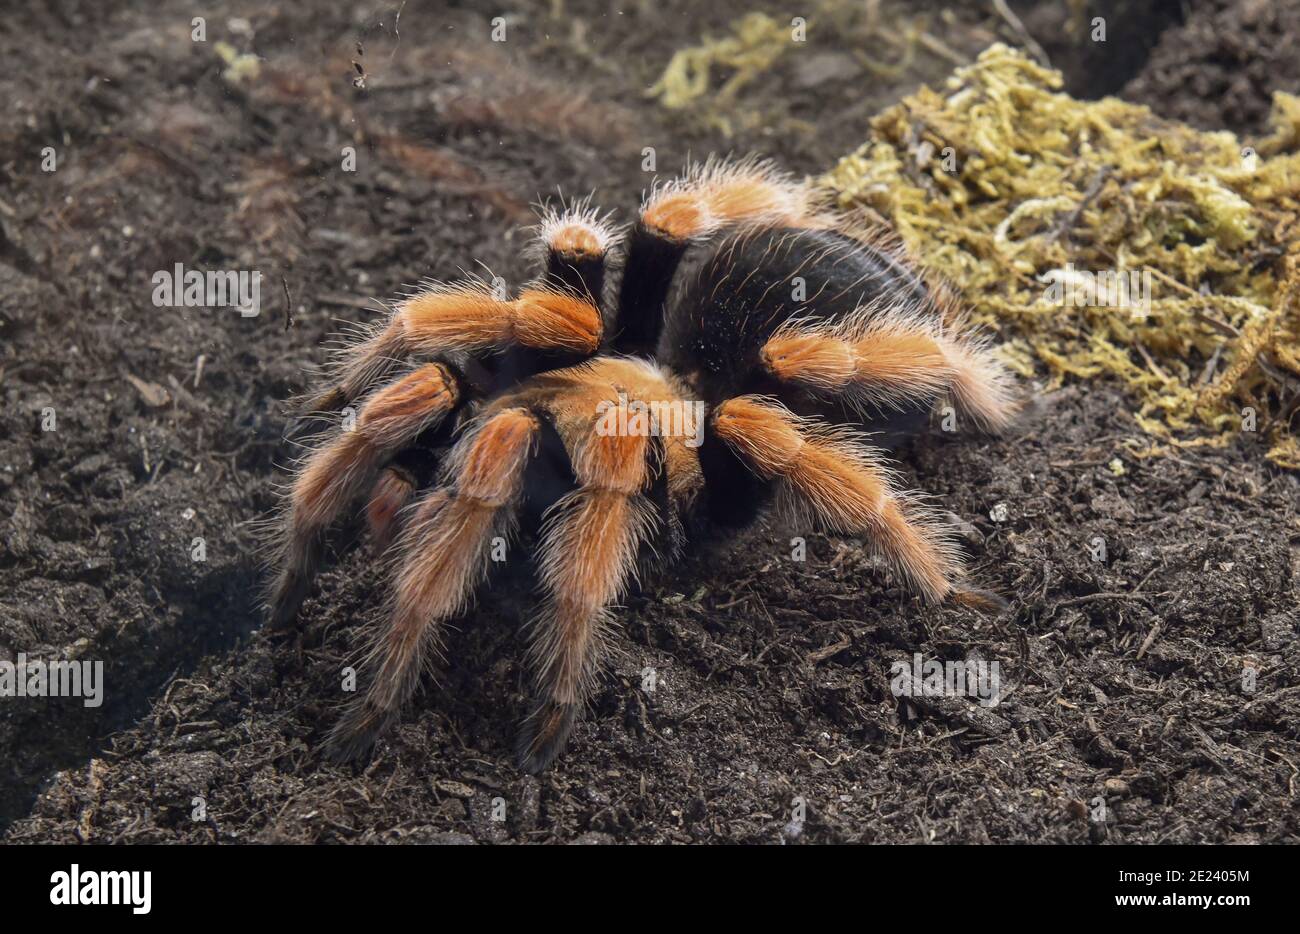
[519,426,658,773]
[305,283,602,413]
[614,157,830,355]
[712,395,1003,610]
[326,406,541,758]
[267,363,460,628]
[760,310,1020,432]
[537,201,617,309]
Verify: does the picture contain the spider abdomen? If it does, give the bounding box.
[663,226,934,404]
[663,226,940,448]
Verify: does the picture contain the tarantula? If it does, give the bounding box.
[267,158,1019,773]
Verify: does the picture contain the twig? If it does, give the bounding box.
[282,277,294,332]
[807,635,852,665]
[1197,344,1223,388]
[1135,621,1162,660]
[1053,167,1110,243]
[992,0,1050,68]
[1053,591,1168,610]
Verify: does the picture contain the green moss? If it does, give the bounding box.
[824,45,1300,466]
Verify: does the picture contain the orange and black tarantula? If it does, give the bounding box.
[267,158,1020,773]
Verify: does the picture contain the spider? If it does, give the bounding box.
[266,158,1020,773]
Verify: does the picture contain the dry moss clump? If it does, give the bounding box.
[647,12,792,114]
[826,44,1300,466]
[646,4,940,137]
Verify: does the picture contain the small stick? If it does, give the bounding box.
[1135,621,1162,660]
[282,277,295,332]
[992,0,1050,68]
[1053,167,1110,244]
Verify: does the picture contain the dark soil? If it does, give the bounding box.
[2,0,1297,844]
[1123,0,1300,134]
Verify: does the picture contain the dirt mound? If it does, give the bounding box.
[1124,0,1300,135]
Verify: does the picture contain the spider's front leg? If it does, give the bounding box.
[326,405,542,760]
[711,395,1006,613]
[518,424,660,773]
[614,158,828,355]
[266,363,461,629]
[537,202,615,309]
[303,278,604,415]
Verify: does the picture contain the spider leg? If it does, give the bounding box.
[537,203,617,310]
[267,363,461,629]
[759,309,1020,432]
[327,406,540,760]
[364,463,417,550]
[614,157,829,355]
[711,395,1005,612]
[304,281,603,413]
[518,426,659,773]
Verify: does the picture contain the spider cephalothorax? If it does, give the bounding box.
[267,158,1020,773]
